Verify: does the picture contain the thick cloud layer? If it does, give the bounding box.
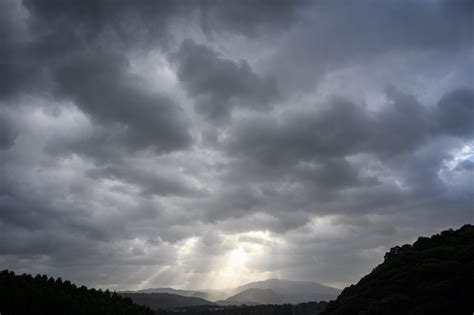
[1,0,473,290]
[173,39,278,122]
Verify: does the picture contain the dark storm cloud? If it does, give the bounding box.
[0,0,33,99]
[1,0,193,155]
[87,164,205,197]
[201,88,473,226]
[265,0,474,93]
[0,191,54,230]
[173,39,278,122]
[293,157,378,190]
[199,0,307,37]
[1,0,473,290]
[0,114,17,149]
[457,159,474,172]
[52,51,191,152]
[225,98,369,165]
[23,0,182,50]
[225,88,473,165]
[436,88,474,137]
[323,0,474,52]
[368,87,433,157]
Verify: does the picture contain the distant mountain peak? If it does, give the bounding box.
[219,288,284,305]
[123,278,341,306]
[132,287,199,297]
[234,278,341,304]
[119,292,213,310]
[245,278,326,285]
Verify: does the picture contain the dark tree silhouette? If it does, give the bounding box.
[321,224,474,315]
[0,270,153,315]
[154,302,328,315]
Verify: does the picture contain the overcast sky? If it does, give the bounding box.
[1,0,473,291]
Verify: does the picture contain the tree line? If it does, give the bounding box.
[156,302,328,315]
[0,270,153,315]
[321,224,474,315]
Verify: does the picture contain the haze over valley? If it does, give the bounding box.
[121,278,341,307]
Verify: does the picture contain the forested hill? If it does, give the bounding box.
[322,224,474,315]
[0,270,153,315]
[120,292,214,310]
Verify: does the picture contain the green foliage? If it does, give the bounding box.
[0,270,153,315]
[321,224,474,315]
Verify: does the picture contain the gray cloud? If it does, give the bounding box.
[191,88,473,233]
[52,51,191,153]
[261,0,474,94]
[87,164,205,198]
[436,88,474,137]
[0,0,473,291]
[0,114,17,149]
[225,98,370,165]
[457,159,474,171]
[199,0,307,38]
[173,39,278,122]
[2,0,192,155]
[225,87,472,165]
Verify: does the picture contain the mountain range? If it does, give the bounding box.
[217,288,284,305]
[232,279,341,304]
[119,292,213,310]
[121,279,341,308]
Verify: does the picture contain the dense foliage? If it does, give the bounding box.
[0,270,153,315]
[322,224,474,315]
[156,302,328,315]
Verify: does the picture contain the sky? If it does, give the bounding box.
[0,0,473,291]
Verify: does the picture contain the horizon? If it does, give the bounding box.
[1,0,473,293]
[124,277,343,292]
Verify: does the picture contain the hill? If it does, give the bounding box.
[121,287,228,303]
[0,270,153,315]
[126,287,198,296]
[322,224,474,315]
[218,288,284,305]
[233,279,340,304]
[120,292,214,310]
[191,289,230,302]
[125,279,339,304]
